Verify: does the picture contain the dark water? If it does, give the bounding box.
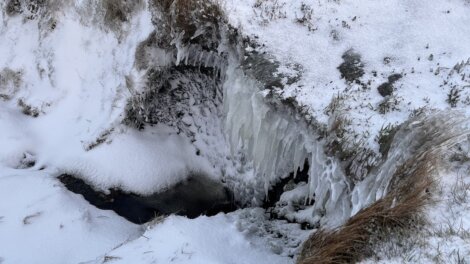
[59,174,237,224]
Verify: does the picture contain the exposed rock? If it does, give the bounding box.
[377,73,403,97]
[338,49,364,83]
[388,73,403,83]
[377,82,394,97]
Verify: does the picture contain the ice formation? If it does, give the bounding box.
[223,64,352,227]
[222,58,470,227]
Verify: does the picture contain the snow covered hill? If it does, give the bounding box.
[1,0,470,263]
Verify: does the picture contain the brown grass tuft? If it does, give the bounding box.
[297,153,436,264]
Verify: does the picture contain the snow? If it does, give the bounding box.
[0,1,213,195]
[0,168,142,264]
[1,0,470,263]
[0,2,306,263]
[90,214,292,264]
[48,126,213,195]
[0,166,296,264]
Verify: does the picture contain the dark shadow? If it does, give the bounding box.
[59,174,237,224]
[263,160,310,209]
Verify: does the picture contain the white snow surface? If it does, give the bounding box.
[0,168,142,264]
[90,214,292,264]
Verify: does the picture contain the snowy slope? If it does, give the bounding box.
[224,0,470,160]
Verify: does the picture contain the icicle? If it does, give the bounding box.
[223,66,352,226]
[175,44,187,66]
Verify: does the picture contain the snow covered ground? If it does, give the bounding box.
[360,142,470,263]
[1,0,470,263]
[0,1,213,195]
[224,0,470,162]
[0,1,300,263]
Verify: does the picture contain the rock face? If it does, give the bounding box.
[377,73,403,97]
[59,174,236,224]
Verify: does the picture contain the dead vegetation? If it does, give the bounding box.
[338,49,365,84]
[298,112,470,263]
[254,0,287,25]
[23,212,42,225]
[135,0,227,67]
[450,175,470,205]
[17,98,40,117]
[375,124,398,157]
[6,0,22,16]
[149,0,226,47]
[102,255,122,263]
[0,68,22,101]
[102,0,143,32]
[447,87,460,108]
[84,128,114,151]
[323,93,379,181]
[5,0,67,19]
[296,2,315,31]
[297,153,436,264]
[377,95,402,114]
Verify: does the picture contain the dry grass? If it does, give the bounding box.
[174,0,225,41]
[450,175,470,205]
[6,0,22,16]
[151,0,225,43]
[23,212,42,225]
[297,153,436,264]
[17,98,40,117]
[0,68,22,100]
[5,0,69,19]
[102,0,143,31]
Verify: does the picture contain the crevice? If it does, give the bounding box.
[263,160,310,209]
